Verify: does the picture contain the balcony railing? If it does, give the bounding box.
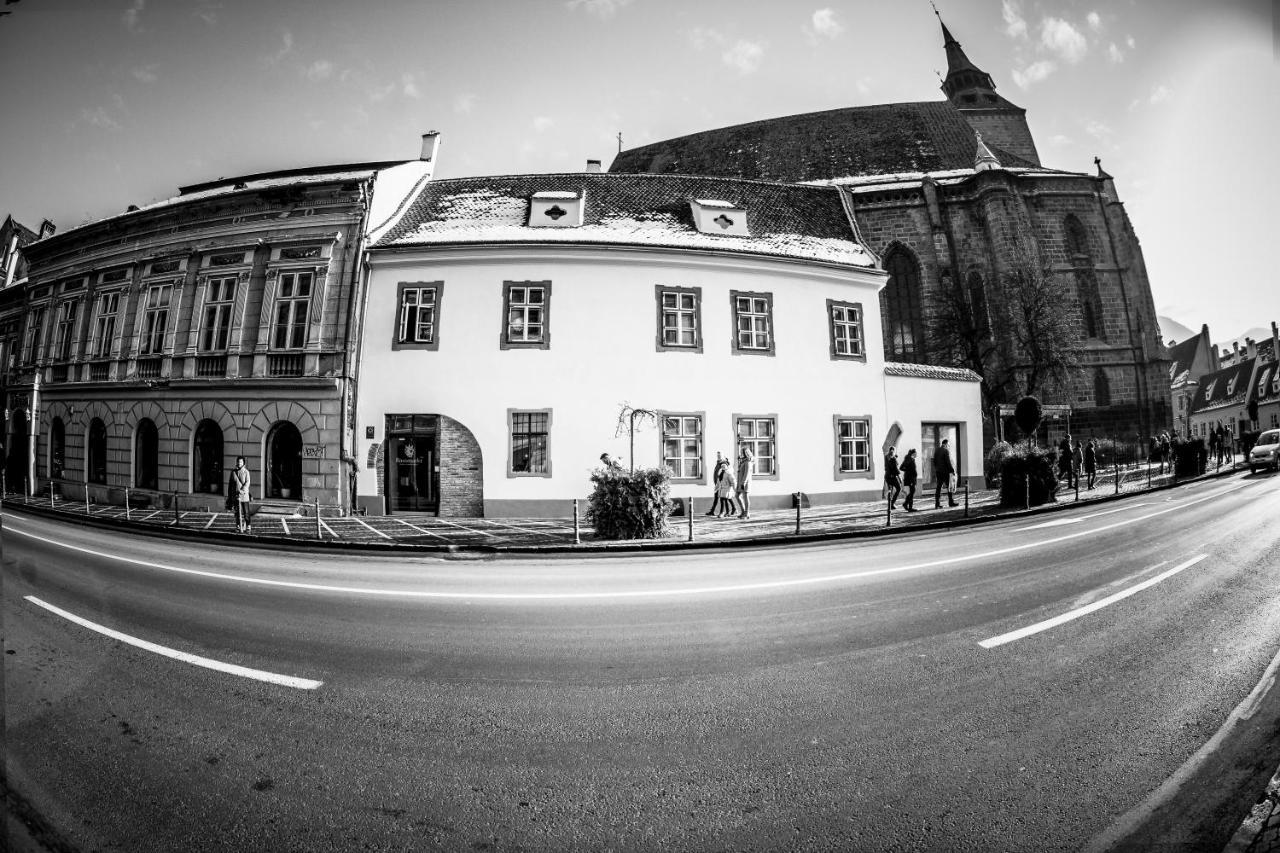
[136,358,162,379]
[195,355,227,377]
[89,362,110,382]
[268,353,305,377]
[49,364,70,383]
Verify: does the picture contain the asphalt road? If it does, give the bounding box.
[4,472,1280,852]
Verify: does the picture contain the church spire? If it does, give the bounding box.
[934,6,999,103]
[974,132,1002,172]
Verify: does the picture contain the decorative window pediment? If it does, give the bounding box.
[690,199,749,236]
[528,191,583,228]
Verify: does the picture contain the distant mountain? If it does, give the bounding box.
[1157,315,1196,346]
[1215,327,1273,354]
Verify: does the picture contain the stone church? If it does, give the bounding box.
[610,16,1171,448]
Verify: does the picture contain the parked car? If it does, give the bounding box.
[1249,429,1280,473]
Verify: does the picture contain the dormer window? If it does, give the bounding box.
[1205,379,1217,401]
[690,199,749,237]
[528,191,583,228]
[1227,375,1237,396]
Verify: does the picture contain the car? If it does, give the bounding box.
[1249,428,1280,473]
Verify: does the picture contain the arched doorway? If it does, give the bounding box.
[192,419,223,493]
[266,421,302,499]
[135,418,159,490]
[87,418,108,484]
[49,417,65,481]
[6,408,30,493]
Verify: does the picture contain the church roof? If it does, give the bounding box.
[1167,336,1202,386]
[375,172,875,268]
[608,101,1038,183]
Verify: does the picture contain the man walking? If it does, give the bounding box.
[933,438,957,508]
[901,448,919,512]
[884,446,902,509]
[735,443,755,519]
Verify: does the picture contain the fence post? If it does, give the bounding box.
[795,496,802,535]
[173,490,180,525]
[687,497,693,542]
[85,487,91,515]
[964,482,969,517]
[1115,464,1120,495]
[24,475,29,504]
[314,497,322,540]
[886,494,892,527]
[572,499,580,545]
[50,483,56,509]
[124,487,131,521]
[1146,461,1151,489]
[1075,473,1080,502]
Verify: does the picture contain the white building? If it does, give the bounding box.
[353,171,981,517]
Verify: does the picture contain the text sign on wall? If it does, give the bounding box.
[303,445,324,459]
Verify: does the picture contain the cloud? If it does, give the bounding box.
[369,82,395,102]
[1049,133,1073,145]
[194,1,220,25]
[687,26,723,51]
[1148,84,1172,104]
[565,0,633,19]
[1011,60,1056,89]
[1107,42,1124,63]
[1126,35,1135,49]
[122,0,145,33]
[131,64,159,83]
[532,116,555,133]
[401,72,420,99]
[454,93,477,114]
[1002,0,1027,39]
[1040,17,1088,63]
[722,39,764,75]
[304,60,333,82]
[1086,11,1101,32]
[80,106,121,130]
[1085,120,1112,141]
[805,8,844,40]
[267,30,293,64]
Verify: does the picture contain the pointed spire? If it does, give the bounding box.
[1093,156,1113,180]
[974,132,1001,172]
[934,6,1002,104]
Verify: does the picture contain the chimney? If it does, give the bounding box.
[38,219,56,239]
[586,159,602,173]
[420,131,441,165]
[1246,337,1257,360]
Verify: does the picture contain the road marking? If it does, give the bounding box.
[280,518,290,536]
[3,483,1250,601]
[317,517,336,539]
[393,517,450,541]
[351,515,392,539]
[1016,503,1150,531]
[24,596,323,690]
[978,554,1207,648]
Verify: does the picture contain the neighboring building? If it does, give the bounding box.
[354,170,982,517]
[4,136,439,509]
[1188,323,1280,439]
[609,15,1171,446]
[1167,324,1219,438]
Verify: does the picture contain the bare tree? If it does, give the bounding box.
[614,403,657,473]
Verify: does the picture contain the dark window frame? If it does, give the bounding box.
[654,285,703,353]
[500,280,552,351]
[729,290,775,356]
[881,245,925,363]
[658,410,706,484]
[827,299,867,362]
[833,414,875,480]
[392,281,444,351]
[733,413,780,480]
[507,408,552,478]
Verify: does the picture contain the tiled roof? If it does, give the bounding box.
[1167,336,1202,386]
[1254,361,1280,402]
[375,173,875,267]
[1190,358,1257,414]
[608,101,1039,183]
[883,362,981,382]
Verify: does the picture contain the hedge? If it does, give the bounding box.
[998,447,1060,508]
[586,465,673,540]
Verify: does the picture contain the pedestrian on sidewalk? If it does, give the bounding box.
[1058,435,1075,488]
[229,456,252,534]
[884,447,902,508]
[1072,438,1084,488]
[901,449,919,511]
[735,443,755,519]
[933,438,957,508]
[715,461,736,517]
[1084,439,1098,490]
[706,452,726,516]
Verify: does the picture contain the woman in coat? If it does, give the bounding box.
[900,449,919,512]
[229,456,252,533]
[884,447,902,509]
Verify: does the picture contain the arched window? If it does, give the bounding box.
[1065,215,1105,342]
[965,270,989,338]
[881,245,925,363]
[192,419,223,494]
[87,418,108,484]
[266,421,303,499]
[1064,215,1091,261]
[135,418,158,490]
[1094,368,1111,408]
[49,417,65,481]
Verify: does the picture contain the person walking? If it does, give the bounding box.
[901,448,919,512]
[229,455,252,534]
[735,443,755,519]
[933,438,957,508]
[1072,438,1084,489]
[884,447,902,509]
[715,460,736,517]
[706,452,726,516]
[1084,439,1097,490]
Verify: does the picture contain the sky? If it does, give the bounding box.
[0,0,1275,343]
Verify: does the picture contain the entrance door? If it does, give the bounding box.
[266,421,303,499]
[387,414,438,514]
[921,423,960,486]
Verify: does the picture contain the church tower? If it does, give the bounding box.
[937,13,1042,166]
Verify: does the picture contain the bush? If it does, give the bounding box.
[984,441,1014,488]
[999,447,1060,508]
[586,465,673,540]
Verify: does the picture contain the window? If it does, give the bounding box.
[735,415,777,478]
[394,282,442,351]
[93,292,120,359]
[731,291,774,355]
[827,299,865,361]
[53,300,78,361]
[199,276,237,351]
[661,413,704,481]
[1094,368,1111,408]
[881,246,923,362]
[23,306,45,364]
[272,270,312,349]
[502,281,551,349]
[834,416,872,478]
[140,283,172,356]
[135,418,158,490]
[508,409,551,477]
[655,285,702,352]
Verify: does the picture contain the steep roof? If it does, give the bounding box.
[1253,360,1280,404]
[608,101,1038,183]
[1167,336,1202,386]
[375,172,875,268]
[1190,358,1258,415]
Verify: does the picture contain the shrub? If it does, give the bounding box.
[999,447,1060,508]
[984,441,1014,488]
[586,465,673,540]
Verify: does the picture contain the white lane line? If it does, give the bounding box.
[1017,503,1151,531]
[351,515,392,539]
[978,554,1208,649]
[24,596,323,690]
[4,483,1250,601]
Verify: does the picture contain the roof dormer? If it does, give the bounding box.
[528,191,584,228]
[690,199,749,237]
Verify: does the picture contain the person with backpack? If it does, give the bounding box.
[900,449,919,512]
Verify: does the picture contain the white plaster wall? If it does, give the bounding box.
[882,373,983,484]
[357,246,899,512]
